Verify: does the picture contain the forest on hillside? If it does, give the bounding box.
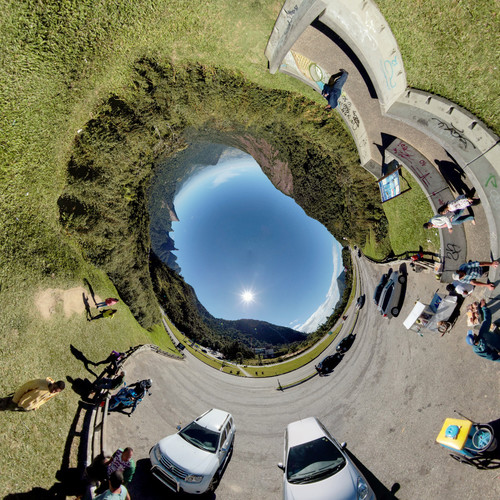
[58,59,388,349]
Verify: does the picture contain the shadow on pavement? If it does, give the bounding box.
[311,19,377,99]
[435,154,475,197]
[343,448,401,499]
[128,459,219,499]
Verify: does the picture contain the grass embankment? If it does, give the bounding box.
[0,0,496,496]
[376,0,499,134]
[382,169,441,255]
[0,265,178,494]
[365,168,441,259]
[243,325,343,377]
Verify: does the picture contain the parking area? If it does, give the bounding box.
[105,255,499,499]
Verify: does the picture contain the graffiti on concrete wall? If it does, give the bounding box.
[431,118,476,151]
[482,171,499,249]
[485,174,497,188]
[284,50,327,89]
[338,95,360,131]
[485,173,500,212]
[390,141,447,206]
[380,56,398,90]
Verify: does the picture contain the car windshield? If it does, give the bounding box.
[179,421,220,453]
[287,437,346,483]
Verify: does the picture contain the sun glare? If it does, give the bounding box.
[241,290,255,303]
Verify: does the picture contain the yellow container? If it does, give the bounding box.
[436,418,472,451]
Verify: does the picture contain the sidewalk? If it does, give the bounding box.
[270,15,498,319]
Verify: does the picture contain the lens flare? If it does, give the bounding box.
[241,290,255,303]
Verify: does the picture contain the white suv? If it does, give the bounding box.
[150,408,235,494]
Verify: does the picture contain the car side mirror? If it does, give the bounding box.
[340,442,347,449]
[176,425,181,431]
[277,462,285,471]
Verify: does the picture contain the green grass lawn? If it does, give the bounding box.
[362,167,441,260]
[147,324,183,357]
[0,0,497,495]
[376,0,499,134]
[0,267,175,494]
[381,168,441,256]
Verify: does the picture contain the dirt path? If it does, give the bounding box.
[35,287,102,319]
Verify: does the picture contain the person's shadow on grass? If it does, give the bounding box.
[70,344,98,377]
[82,292,94,321]
[66,376,94,401]
[0,395,21,411]
[83,278,98,307]
[4,468,85,498]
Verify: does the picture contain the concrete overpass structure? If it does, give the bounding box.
[265,0,500,285]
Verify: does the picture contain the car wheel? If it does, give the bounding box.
[391,307,399,316]
[398,275,406,284]
[208,470,221,493]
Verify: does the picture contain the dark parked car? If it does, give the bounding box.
[336,333,355,354]
[176,343,185,351]
[377,271,406,318]
[315,353,343,375]
[373,272,391,305]
[355,294,365,310]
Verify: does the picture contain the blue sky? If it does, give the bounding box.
[172,151,343,332]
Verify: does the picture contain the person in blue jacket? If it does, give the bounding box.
[466,299,500,362]
[322,69,349,109]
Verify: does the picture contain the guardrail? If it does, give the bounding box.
[81,342,181,496]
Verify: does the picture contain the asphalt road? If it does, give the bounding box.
[106,253,499,500]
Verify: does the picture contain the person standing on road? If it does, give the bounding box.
[93,350,126,374]
[466,299,500,362]
[91,371,126,393]
[105,448,136,486]
[453,260,498,290]
[446,281,474,297]
[93,470,131,500]
[322,69,349,109]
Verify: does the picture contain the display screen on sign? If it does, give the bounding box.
[378,169,401,202]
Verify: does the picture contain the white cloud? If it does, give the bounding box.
[294,245,342,333]
[211,169,241,187]
[175,158,258,205]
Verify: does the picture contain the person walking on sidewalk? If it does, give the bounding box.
[438,194,480,214]
[453,260,498,290]
[322,69,348,109]
[423,209,474,233]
